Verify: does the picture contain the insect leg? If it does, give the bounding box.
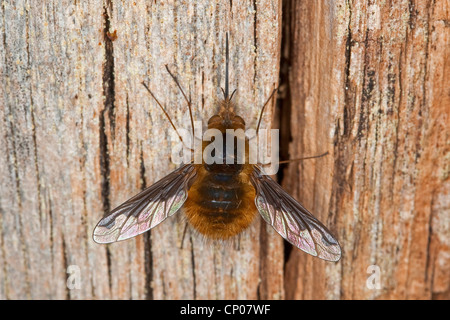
[142,81,194,152]
[278,151,329,164]
[256,87,278,135]
[180,222,189,249]
[165,65,195,145]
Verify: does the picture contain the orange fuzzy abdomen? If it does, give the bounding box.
[183,164,257,240]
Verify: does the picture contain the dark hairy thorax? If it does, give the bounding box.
[201,100,248,213]
[183,100,257,239]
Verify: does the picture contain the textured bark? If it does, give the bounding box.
[0,0,283,299]
[282,0,449,299]
[1,0,448,301]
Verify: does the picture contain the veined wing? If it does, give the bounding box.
[93,164,197,244]
[250,165,341,261]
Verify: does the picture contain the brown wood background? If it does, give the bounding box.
[0,0,448,300]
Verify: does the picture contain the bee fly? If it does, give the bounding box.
[93,34,341,262]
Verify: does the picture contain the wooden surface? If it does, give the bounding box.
[281,0,449,299]
[0,0,448,300]
[0,0,283,299]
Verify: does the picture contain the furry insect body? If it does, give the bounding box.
[93,34,342,262]
[184,100,257,240]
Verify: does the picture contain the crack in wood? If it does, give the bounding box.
[102,0,116,139]
[126,93,130,167]
[343,0,353,137]
[62,238,70,300]
[189,235,197,300]
[100,0,116,294]
[279,0,293,271]
[140,146,154,300]
[358,59,375,142]
[422,0,433,291]
[258,220,267,299]
[253,0,258,88]
[143,232,153,300]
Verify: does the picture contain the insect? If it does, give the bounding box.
[93,34,341,262]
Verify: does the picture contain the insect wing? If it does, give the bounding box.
[250,166,341,261]
[93,164,197,244]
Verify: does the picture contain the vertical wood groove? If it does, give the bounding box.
[100,0,116,297]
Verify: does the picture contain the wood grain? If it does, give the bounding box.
[0,0,283,299]
[1,0,448,300]
[282,0,449,299]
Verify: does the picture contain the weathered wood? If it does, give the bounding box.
[0,0,283,299]
[282,0,449,299]
[0,0,108,300]
[1,0,448,301]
